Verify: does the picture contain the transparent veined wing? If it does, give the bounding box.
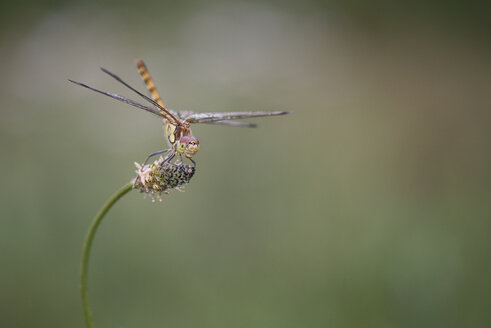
[68,79,163,117]
[99,67,179,125]
[173,111,257,127]
[201,120,257,128]
[184,111,292,123]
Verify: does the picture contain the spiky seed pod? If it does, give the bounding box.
[133,157,195,201]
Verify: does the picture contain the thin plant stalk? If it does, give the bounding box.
[80,182,133,328]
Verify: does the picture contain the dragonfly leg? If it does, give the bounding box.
[143,149,170,165]
[160,153,175,167]
[188,158,197,168]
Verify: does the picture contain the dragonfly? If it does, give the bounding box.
[69,59,291,167]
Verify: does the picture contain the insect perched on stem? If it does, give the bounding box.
[69,59,291,167]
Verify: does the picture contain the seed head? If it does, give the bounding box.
[133,157,195,201]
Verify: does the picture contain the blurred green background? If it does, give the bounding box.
[1,0,490,327]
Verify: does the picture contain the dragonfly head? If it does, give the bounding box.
[177,136,200,158]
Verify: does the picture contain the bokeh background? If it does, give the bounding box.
[1,0,490,327]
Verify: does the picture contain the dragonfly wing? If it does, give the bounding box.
[201,120,257,128]
[100,67,179,124]
[68,79,163,117]
[185,111,292,123]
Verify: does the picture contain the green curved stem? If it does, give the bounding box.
[81,182,134,328]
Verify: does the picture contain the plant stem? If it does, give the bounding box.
[81,182,134,328]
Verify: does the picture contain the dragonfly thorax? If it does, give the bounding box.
[177,135,200,158]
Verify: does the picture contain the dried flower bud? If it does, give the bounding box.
[133,157,195,201]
